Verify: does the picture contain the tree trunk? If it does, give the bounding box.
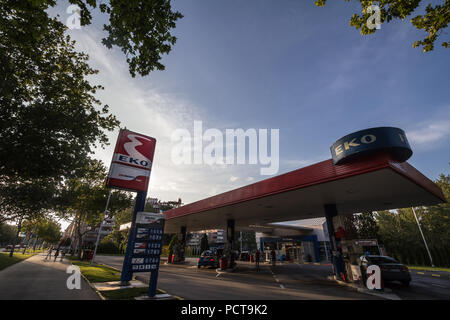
[9,218,22,257]
[22,231,32,254]
[33,236,39,252]
[76,214,83,260]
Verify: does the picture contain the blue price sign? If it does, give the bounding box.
[131,213,165,273]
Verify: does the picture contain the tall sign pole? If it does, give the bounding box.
[91,189,113,266]
[105,129,157,290]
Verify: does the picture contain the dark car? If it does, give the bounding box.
[360,255,411,286]
[197,250,217,268]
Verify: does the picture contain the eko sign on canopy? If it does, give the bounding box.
[106,129,157,192]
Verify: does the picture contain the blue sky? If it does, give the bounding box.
[52,1,449,206]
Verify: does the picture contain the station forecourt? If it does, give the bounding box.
[162,127,446,283]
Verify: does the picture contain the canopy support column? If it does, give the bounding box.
[180,226,187,262]
[324,204,345,280]
[227,219,235,268]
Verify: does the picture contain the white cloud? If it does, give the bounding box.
[281,154,329,170]
[406,118,450,150]
[67,29,276,205]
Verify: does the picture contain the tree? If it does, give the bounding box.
[0,223,16,246]
[200,233,210,253]
[21,216,62,252]
[0,1,119,181]
[343,214,359,239]
[315,0,449,52]
[168,233,178,256]
[35,218,62,245]
[58,159,132,259]
[103,206,133,254]
[69,0,183,77]
[0,1,183,79]
[233,231,257,252]
[355,212,379,239]
[376,174,450,267]
[0,1,120,224]
[421,174,450,247]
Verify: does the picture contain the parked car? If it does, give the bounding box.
[360,255,411,286]
[197,250,218,268]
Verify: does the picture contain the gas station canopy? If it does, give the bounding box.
[163,153,445,233]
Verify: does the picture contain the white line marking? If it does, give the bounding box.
[280,284,285,289]
[275,278,279,282]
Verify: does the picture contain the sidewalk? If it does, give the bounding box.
[0,253,100,300]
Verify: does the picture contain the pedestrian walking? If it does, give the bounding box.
[53,247,60,262]
[271,249,276,267]
[60,248,66,262]
[255,249,260,272]
[44,246,53,260]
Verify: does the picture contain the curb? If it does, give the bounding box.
[326,276,401,300]
[71,262,107,300]
[134,275,183,300]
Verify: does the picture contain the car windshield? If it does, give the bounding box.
[201,251,213,257]
[367,256,399,264]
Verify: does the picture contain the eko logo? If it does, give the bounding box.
[114,133,155,170]
[334,134,376,156]
[66,265,81,290]
[366,265,382,290]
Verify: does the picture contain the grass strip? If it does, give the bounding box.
[68,257,122,283]
[0,252,35,271]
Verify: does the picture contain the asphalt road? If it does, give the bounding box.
[96,255,450,300]
[290,263,450,300]
[386,271,450,299]
[95,255,380,300]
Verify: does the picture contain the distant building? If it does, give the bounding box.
[255,218,331,263]
[63,218,114,253]
[186,229,225,254]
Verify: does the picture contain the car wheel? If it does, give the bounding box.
[401,280,410,287]
[197,265,201,268]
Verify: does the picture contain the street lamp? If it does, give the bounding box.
[411,207,434,267]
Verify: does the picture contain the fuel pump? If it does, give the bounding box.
[340,240,365,284]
